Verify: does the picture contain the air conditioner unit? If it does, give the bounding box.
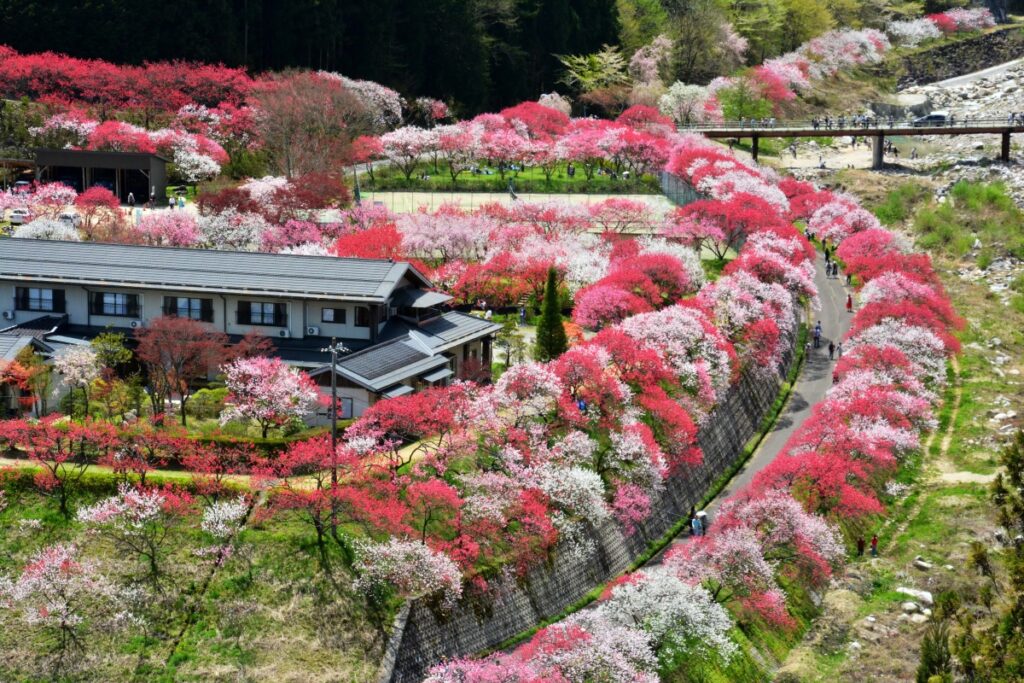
[279,329,290,338]
[129,320,144,329]
[306,326,320,336]
[1,310,14,321]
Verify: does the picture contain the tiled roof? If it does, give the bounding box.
[0,238,431,301]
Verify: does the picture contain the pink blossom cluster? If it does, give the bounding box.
[926,7,995,34]
[27,113,228,181]
[420,129,959,675]
[755,179,961,520]
[374,103,678,182]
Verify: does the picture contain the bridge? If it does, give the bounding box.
[682,117,1024,169]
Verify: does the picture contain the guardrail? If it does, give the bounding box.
[677,115,1024,132]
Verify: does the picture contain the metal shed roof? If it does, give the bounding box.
[0,238,431,302]
[0,335,34,362]
[334,338,449,391]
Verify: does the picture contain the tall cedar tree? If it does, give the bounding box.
[534,267,568,361]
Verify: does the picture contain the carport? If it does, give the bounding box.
[34,149,168,205]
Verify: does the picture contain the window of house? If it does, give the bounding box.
[237,301,287,327]
[90,292,139,317]
[163,297,213,322]
[354,306,370,328]
[15,287,64,313]
[322,307,346,324]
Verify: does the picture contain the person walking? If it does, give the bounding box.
[127,191,135,209]
[870,534,879,557]
[857,537,865,557]
[836,342,844,360]
[828,341,835,360]
[177,195,185,210]
[813,322,822,349]
[168,196,175,210]
[691,515,703,537]
[846,294,853,312]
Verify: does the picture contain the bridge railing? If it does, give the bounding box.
[677,115,1022,132]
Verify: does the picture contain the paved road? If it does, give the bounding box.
[932,57,1024,89]
[649,253,851,563]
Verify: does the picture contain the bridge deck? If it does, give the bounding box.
[699,125,1024,139]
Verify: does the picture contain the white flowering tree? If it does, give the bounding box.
[0,543,124,674]
[598,570,737,664]
[353,538,462,609]
[53,346,100,417]
[13,218,81,241]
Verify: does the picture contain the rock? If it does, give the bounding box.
[902,601,920,613]
[849,640,862,651]
[943,564,954,571]
[923,608,933,617]
[913,559,933,571]
[896,587,934,606]
[911,613,930,624]
[865,615,877,623]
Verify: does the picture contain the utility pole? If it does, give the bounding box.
[321,337,350,528]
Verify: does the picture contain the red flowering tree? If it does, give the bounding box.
[135,316,230,425]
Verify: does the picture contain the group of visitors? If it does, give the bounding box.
[738,116,777,129]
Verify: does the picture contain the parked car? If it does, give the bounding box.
[9,208,31,225]
[12,180,31,193]
[913,112,949,127]
[57,212,81,227]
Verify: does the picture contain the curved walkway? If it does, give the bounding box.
[651,253,852,562]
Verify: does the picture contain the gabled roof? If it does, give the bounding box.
[315,311,501,392]
[0,315,67,339]
[331,338,450,391]
[382,311,503,353]
[0,238,432,302]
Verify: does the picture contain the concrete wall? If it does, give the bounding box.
[383,324,798,682]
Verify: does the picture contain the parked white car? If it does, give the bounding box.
[57,212,81,227]
[9,208,31,225]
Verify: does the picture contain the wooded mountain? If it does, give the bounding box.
[0,0,618,114]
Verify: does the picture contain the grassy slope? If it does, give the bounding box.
[0,470,384,682]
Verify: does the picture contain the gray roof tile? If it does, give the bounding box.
[0,238,430,301]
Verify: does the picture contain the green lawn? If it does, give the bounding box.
[360,160,661,194]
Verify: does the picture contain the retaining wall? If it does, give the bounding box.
[383,329,797,682]
[896,26,1024,90]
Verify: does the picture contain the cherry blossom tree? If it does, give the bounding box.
[136,212,200,247]
[0,418,117,517]
[219,356,320,438]
[53,346,100,416]
[77,483,194,582]
[379,126,435,180]
[597,570,737,664]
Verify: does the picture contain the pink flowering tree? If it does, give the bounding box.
[379,126,435,180]
[77,484,194,582]
[0,543,122,673]
[220,357,321,437]
[136,212,200,247]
